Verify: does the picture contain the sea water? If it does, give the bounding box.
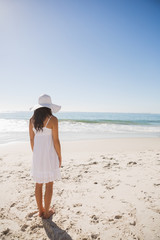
[0,111,160,144]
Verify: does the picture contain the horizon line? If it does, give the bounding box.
[0,110,160,115]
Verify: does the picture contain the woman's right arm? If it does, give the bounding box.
[29,118,35,151]
[52,117,62,167]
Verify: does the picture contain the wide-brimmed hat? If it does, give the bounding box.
[30,94,61,113]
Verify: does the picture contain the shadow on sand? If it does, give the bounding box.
[42,217,73,240]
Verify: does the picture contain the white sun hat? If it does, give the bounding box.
[30,94,61,113]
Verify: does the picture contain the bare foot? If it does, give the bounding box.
[39,207,45,217]
[43,208,55,219]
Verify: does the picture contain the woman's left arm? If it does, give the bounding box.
[29,118,35,151]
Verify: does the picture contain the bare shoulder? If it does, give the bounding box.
[29,117,34,124]
[51,115,58,121]
[50,115,58,126]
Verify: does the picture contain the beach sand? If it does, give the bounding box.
[0,138,160,240]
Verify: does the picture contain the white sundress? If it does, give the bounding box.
[31,116,61,184]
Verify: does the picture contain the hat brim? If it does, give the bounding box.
[30,103,61,113]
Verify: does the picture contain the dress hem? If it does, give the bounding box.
[30,170,61,184]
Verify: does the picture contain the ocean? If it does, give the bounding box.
[0,111,160,144]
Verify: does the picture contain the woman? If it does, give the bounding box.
[29,94,62,219]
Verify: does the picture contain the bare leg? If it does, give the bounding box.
[35,183,44,217]
[44,181,54,219]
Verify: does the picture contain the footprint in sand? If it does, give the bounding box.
[26,211,38,220]
[73,203,82,207]
[73,175,82,182]
[30,224,43,231]
[0,209,6,219]
[108,218,114,222]
[103,163,111,168]
[102,180,120,190]
[10,203,16,208]
[57,189,64,196]
[20,176,26,179]
[62,175,70,180]
[1,228,10,236]
[99,195,105,199]
[127,161,137,166]
[90,215,99,224]
[130,220,136,226]
[100,155,107,159]
[94,182,98,184]
[154,183,160,187]
[76,210,81,215]
[91,233,100,239]
[21,224,29,232]
[114,215,122,219]
[89,161,98,165]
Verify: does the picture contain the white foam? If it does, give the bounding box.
[0,119,159,144]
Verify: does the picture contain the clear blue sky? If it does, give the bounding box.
[0,0,160,113]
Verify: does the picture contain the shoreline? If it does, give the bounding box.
[0,137,159,153]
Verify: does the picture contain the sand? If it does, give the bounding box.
[0,138,160,240]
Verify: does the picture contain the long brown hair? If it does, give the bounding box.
[33,107,52,131]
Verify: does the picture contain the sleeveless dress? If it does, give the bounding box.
[31,116,61,183]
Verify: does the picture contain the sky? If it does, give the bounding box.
[0,0,160,113]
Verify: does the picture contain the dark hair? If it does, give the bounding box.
[33,107,52,131]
